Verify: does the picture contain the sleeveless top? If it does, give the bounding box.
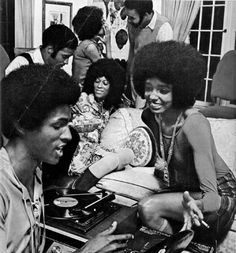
[128,12,170,55]
[142,108,236,241]
[141,108,230,192]
[72,40,102,84]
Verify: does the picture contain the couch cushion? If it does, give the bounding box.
[96,166,164,201]
[208,117,236,176]
[200,106,236,119]
[99,109,236,203]
[216,230,236,253]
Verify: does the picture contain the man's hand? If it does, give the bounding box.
[75,221,134,253]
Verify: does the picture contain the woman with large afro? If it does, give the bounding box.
[133,40,236,245]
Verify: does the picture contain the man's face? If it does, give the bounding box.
[49,47,74,68]
[125,8,142,28]
[23,105,72,165]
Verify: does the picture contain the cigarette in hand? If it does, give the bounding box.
[200,219,210,229]
[193,214,210,229]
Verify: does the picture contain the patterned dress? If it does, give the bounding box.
[69,92,112,175]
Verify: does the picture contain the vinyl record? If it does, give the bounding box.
[44,188,99,219]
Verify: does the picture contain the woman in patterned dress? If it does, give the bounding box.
[69,58,134,191]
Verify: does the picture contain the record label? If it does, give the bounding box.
[44,187,99,219]
[53,197,78,208]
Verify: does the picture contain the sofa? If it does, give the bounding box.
[92,106,236,253]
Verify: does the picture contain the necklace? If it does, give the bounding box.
[154,112,183,186]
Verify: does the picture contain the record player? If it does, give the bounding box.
[43,187,127,252]
[44,187,120,234]
[43,188,215,253]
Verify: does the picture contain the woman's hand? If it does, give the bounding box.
[103,23,111,44]
[96,24,111,46]
[75,221,134,253]
[181,191,204,230]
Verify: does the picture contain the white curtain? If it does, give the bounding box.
[162,0,201,42]
[15,0,35,48]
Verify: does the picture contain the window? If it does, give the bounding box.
[190,0,226,102]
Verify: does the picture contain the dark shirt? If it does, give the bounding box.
[142,108,230,213]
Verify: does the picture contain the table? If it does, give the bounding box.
[43,205,138,253]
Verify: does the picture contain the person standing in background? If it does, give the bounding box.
[2,24,78,147]
[72,6,111,87]
[124,0,173,108]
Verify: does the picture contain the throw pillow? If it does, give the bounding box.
[122,126,156,167]
[100,108,144,151]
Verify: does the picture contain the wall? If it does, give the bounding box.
[15,0,88,48]
[33,0,88,47]
[16,0,162,48]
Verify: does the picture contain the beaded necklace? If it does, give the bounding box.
[154,112,183,186]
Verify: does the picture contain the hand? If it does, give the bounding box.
[103,23,111,45]
[76,221,134,253]
[181,191,204,230]
[96,24,110,45]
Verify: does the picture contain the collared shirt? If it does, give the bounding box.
[128,11,173,58]
[5,47,72,76]
[0,148,45,253]
[5,47,44,75]
[146,11,173,41]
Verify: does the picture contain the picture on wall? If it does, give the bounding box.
[43,0,72,30]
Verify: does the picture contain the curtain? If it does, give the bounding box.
[162,0,201,42]
[15,0,35,48]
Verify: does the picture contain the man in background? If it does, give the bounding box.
[124,0,173,108]
[2,24,78,147]
[5,24,78,75]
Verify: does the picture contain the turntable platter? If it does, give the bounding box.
[44,188,120,233]
[44,188,99,219]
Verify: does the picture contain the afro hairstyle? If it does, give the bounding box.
[133,41,206,109]
[72,6,104,40]
[1,64,80,139]
[82,58,126,110]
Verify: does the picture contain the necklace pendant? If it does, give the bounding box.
[154,157,170,187]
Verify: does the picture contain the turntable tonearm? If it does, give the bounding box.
[44,188,120,232]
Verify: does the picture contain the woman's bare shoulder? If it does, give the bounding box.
[183,108,211,132]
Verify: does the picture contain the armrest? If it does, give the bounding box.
[200,105,236,119]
